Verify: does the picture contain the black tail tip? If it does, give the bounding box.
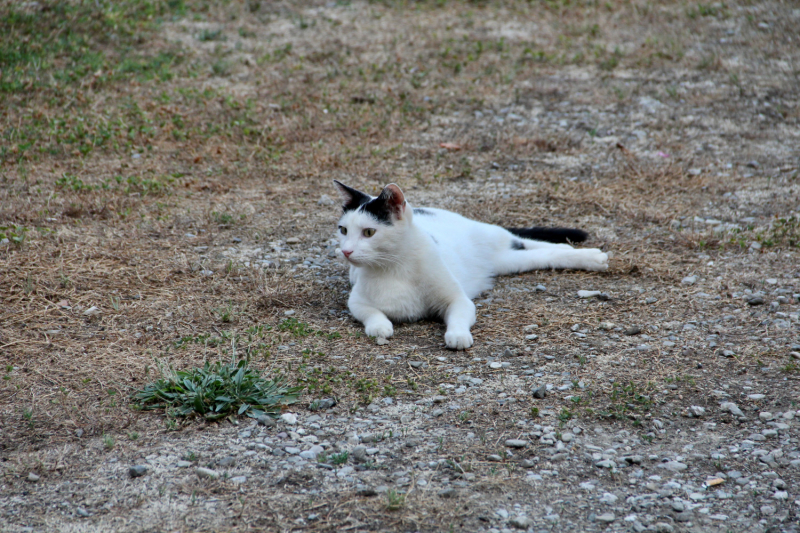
[506,227,589,244]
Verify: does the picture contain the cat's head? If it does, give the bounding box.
[333,180,411,267]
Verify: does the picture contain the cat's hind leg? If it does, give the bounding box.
[492,245,608,274]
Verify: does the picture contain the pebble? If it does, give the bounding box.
[624,326,642,336]
[686,406,705,417]
[759,412,774,421]
[745,294,764,305]
[489,362,503,369]
[509,516,534,529]
[658,461,688,472]
[748,394,766,400]
[720,402,745,417]
[257,415,277,427]
[196,467,220,480]
[129,465,148,478]
[280,413,298,425]
[532,386,547,399]
[595,512,615,523]
[229,476,247,484]
[505,439,527,448]
[27,472,40,482]
[681,276,697,285]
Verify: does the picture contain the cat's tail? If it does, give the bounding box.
[506,227,588,244]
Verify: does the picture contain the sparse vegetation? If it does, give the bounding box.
[132,358,302,420]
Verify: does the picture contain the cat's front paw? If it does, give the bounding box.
[445,329,473,350]
[365,319,393,340]
[582,249,609,271]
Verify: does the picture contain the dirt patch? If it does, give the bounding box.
[1,1,799,532]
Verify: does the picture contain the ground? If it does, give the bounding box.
[1,1,799,532]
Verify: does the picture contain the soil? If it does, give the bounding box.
[1,1,799,532]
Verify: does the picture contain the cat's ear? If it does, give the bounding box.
[377,183,406,220]
[333,180,371,212]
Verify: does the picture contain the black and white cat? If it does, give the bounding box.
[333,181,608,350]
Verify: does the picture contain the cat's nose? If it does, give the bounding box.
[342,250,353,258]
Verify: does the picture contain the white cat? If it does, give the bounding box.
[333,181,608,350]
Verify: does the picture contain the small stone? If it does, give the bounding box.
[598,321,615,330]
[509,516,534,529]
[686,406,705,418]
[489,361,503,369]
[310,398,336,410]
[432,408,445,417]
[748,394,766,400]
[624,326,642,336]
[286,237,301,245]
[720,402,744,417]
[229,476,247,484]
[505,439,527,448]
[487,454,504,462]
[577,290,602,298]
[408,361,424,368]
[658,461,688,472]
[720,349,736,357]
[532,386,547,399]
[682,276,697,285]
[357,487,378,497]
[599,492,618,504]
[76,507,90,517]
[257,415,277,427]
[745,294,764,306]
[280,413,298,425]
[645,297,658,304]
[773,490,788,500]
[674,511,693,523]
[759,412,774,421]
[176,461,192,468]
[196,467,220,480]
[129,465,148,478]
[560,432,574,443]
[27,472,40,482]
[595,459,616,469]
[352,446,367,463]
[217,456,235,467]
[671,501,685,512]
[438,488,457,498]
[83,306,102,316]
[595,513,615,523]
[653,523,674,533]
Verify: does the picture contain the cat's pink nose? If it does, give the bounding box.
[342,250,353,258]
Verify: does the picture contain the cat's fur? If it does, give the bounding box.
[334,181,608,350]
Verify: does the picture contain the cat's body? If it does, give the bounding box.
[334,181,608,350]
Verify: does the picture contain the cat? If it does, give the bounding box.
[333,180,608,350]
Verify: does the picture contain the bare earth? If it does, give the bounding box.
[1,1,799,532]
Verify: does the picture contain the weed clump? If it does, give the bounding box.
[132,358,301,421]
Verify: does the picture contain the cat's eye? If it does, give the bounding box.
[339,226,347,235]
[362,228,376,238]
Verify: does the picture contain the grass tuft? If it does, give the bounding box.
[132,357,302,420]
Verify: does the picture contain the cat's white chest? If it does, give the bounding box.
[350,266,428,321]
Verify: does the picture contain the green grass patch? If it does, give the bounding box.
[132,357,302,420]
[0,0,188,95]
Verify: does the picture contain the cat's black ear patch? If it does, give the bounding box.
[333,180,371,212]
[511,240,525,250]
[362,183,406,225]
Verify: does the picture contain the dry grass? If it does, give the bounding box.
[1,0,799,530]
